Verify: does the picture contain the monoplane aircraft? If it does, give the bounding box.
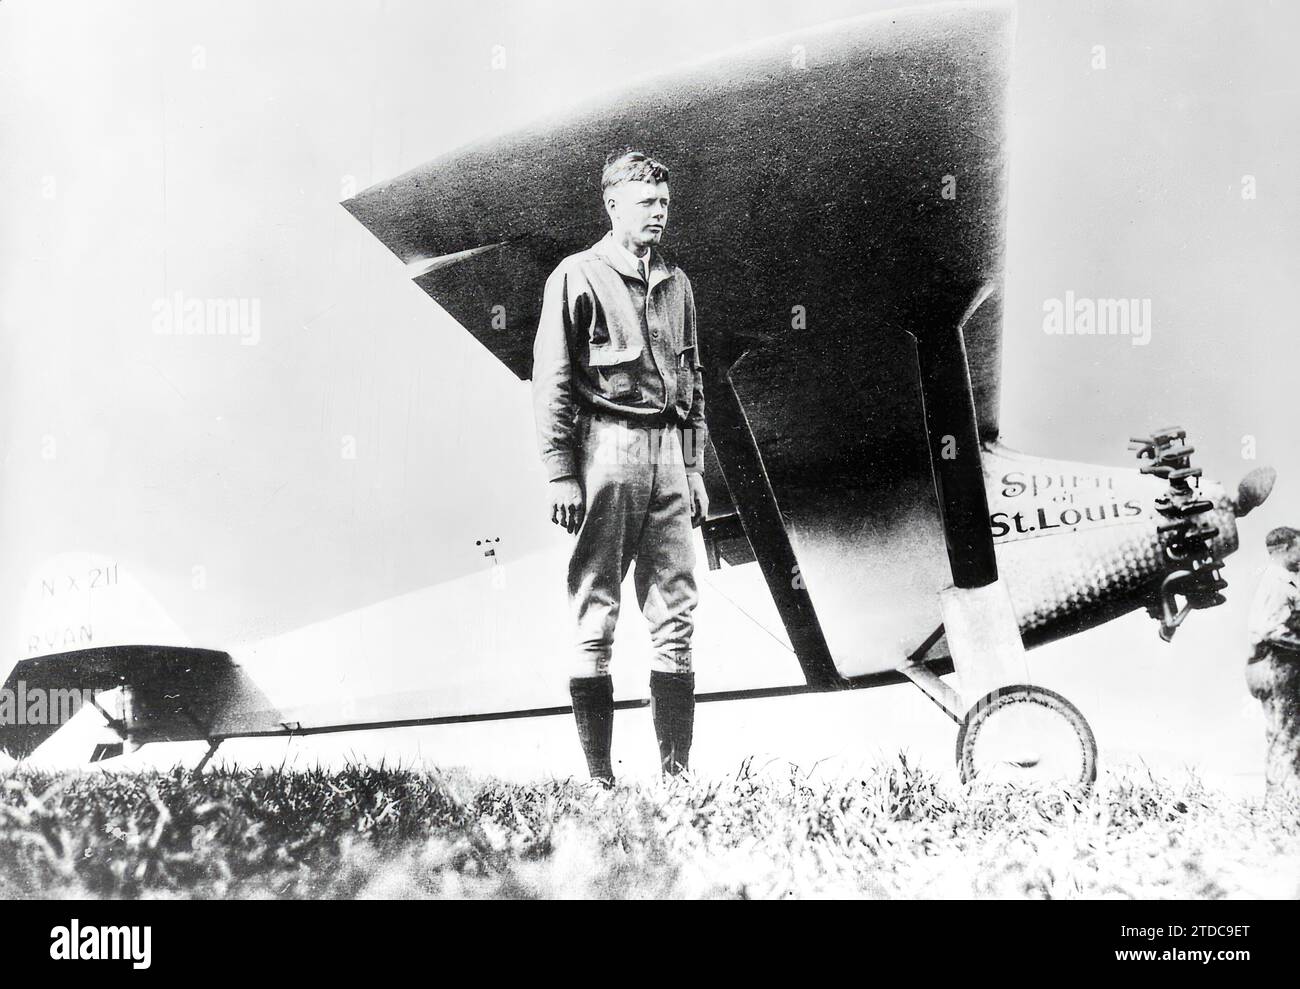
[1,2,1275,784]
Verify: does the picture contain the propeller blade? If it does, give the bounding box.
[1233,466,1277,517]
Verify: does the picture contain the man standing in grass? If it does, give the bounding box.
[532,149,709,786]
[1246,526,1300,799]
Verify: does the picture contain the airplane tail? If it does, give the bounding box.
[4,552,279,764]
[0,645,239,761]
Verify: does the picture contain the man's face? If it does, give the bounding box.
[1272,542,1300,571]
[605,180,670,251]
[1287,542,1300,572]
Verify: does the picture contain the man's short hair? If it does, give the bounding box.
[1266,526,1300,551]
[601,149,669,193]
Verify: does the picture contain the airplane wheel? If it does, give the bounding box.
[956,684,1097,788]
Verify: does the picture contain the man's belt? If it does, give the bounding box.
[584,405,686,429]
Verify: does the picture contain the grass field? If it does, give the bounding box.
[1,757,1297,899]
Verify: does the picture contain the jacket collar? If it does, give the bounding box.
[591,231,675,292]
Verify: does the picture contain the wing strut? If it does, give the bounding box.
[909,282,1001,589]
[704,365,844,689]
[906,282,1029,710]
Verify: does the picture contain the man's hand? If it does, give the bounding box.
[549,477,585,533]
[687,473,709,528]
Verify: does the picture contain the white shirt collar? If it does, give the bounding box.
[611,236,651,279]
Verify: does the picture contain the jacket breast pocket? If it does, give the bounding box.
[588,342,643,401]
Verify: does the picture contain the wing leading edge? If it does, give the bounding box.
[342,1,1013,473]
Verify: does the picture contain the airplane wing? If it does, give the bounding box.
[343,2,1016,682]
[344,2,1011,470]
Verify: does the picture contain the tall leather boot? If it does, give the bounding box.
[569,675,615,786]
[649,670,695,775]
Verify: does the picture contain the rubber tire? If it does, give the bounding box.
[956,684,1098,787]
